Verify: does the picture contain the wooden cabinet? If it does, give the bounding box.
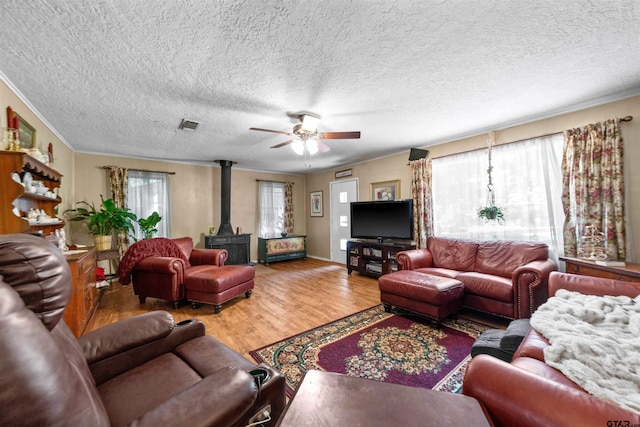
[0,150,64,235]
[347,240,415,278]
[560,256,640,283]
[64,248,98,337]
[258,235,307,265]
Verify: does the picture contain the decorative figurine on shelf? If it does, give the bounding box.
[577,224,606,260]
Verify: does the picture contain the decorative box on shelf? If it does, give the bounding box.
[258,235,307,265]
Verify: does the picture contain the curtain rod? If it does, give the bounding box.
[255,179,293,184]
[430,116,633,160]
[102,166,175,175]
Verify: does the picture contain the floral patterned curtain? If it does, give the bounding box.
[409,157,433,248]
[561,118,626,260]
[107,166,130,254]
[284,181,294,234]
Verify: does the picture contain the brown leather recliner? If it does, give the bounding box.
[462,272,640,426]
[0,234,285,427]
[117,237,228,308]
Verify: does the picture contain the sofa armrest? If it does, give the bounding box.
[396,249,433,270]
[82,316,206,385]
[190,248,228,266]
[512,259,557,318]
[549,271,640,297]
[79,311,175,364]
[130,368,259,427]
[463,355,640,427]
[133,256,186,275]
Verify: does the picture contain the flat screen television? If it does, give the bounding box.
[350,200,414,242]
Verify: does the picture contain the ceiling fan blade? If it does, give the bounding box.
[270,140,294,149]
[250,127,293,136]
[317,141,331,153]
[319,131,361,140]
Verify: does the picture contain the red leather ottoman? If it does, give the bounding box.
[378,270,464,321]
[185,265,255,313]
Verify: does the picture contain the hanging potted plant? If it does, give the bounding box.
[135,211,162,240]
[477,131,505,225]
[65,196,137,250]
[477,205,505,223]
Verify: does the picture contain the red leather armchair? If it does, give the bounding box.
[463,272,640,426]
[0,234,285,427]
[118,237,228,308]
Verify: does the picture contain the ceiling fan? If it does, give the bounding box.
[250,114,360,155]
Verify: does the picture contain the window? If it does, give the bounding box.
[127,170,171,240]
[258,181,285,237]
[431,134,564,262]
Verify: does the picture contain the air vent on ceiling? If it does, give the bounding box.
[178,119,200,131]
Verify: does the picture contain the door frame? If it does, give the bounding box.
[329,178,359,263]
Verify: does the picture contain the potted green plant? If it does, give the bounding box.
[136,211,162,240]
[65,196,137,250]
[477,205,505,224]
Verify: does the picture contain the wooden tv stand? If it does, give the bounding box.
[347,240,415,278]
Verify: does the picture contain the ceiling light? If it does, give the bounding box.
[306,138,319,155]
[178,119,200,131]
[300,114,320,133]
[291,140,305,155]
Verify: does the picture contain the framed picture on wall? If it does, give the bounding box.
[15,113,36,149]
[310,190,323,217]
[370,180,400,201]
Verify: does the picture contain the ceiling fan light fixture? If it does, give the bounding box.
[306,138,319,155]
[291,139,305,155]
[300,114,320,133]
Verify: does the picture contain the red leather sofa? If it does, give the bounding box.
[463,271,640,426]
[0,233,285,427]
[396,237,557,319]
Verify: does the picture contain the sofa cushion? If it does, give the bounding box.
[413,267,461,279]
[98,352,202,426]
[172,237,194,265]
[427,237,478,272]
[457,272,513,303]
[474,241,548,278]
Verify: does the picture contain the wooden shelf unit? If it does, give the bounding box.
[0,150,64,235]
[347,240,415,278]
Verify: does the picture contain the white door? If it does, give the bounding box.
[330,178,359,263]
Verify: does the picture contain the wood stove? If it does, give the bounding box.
[207,160,251,265]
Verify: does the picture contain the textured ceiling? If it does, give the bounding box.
[1,0,639,174]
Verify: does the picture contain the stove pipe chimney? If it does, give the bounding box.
[216,160,235,235]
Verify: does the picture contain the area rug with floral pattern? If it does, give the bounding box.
[249,305,490,397]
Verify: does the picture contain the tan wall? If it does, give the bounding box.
[1,79,75,214]
[71,153,305,260]
[4,76,638,263]
[307,95,640,262]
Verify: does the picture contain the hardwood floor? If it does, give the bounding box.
[88,258,382,358]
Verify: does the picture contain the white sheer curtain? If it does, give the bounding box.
[127,170,171,240]
[258,181,285,237]
[431,134,564,264]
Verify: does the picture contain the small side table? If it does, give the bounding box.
[96,248,120,282]
[275,371,493,427]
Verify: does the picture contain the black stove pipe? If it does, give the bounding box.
[216,160,235,235]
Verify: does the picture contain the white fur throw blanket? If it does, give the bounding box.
[530,289,640,413]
